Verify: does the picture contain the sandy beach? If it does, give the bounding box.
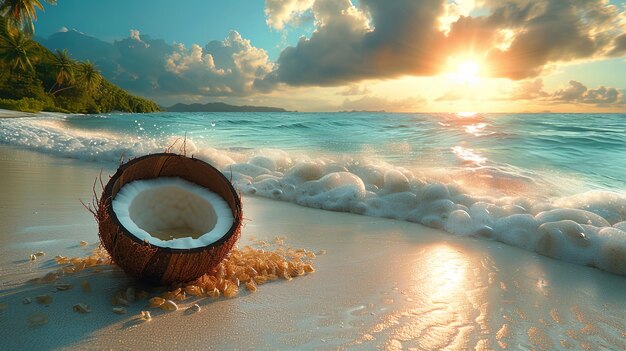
[2,0,626,348]
[0,144,624,350]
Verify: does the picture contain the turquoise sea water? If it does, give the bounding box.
[7,112,626,190]
[1,112,625,275]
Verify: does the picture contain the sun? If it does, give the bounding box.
[450,60,481,85]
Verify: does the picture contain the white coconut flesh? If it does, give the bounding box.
[112,177,234,249]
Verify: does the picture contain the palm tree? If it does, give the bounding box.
[0,21,36,73]
[49,48,76,94]
[0,0,57,36]
[76,60,102,94]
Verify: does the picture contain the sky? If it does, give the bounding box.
[34,0,626,112]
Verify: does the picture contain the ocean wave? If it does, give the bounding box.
[1,115,625,276]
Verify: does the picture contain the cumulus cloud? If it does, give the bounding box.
[265,0,315,30]
[166,44,219,75]
[257,0,626,88]
[341,95,425,112]
[552,80,622,105]
[163,31,273,96]
[99,30,271,98]
[129,29,149,48]
[507,79,625,106]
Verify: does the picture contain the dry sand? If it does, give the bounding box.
[0,146,624,350]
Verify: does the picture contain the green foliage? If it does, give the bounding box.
[0,21,37,72]
[0,18,160,114]
[0,0,57,36]
[76,60,102,94]
[0,96,44,112]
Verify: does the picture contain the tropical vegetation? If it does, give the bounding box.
[0,1,159,113]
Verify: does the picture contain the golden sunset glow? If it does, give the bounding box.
[449,60,481,85]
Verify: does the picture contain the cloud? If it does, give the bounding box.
[507,79,625,106]
[163,31,273,96]
[257,0,626,88]
[341,95,425,111]
[129,29,149,47]
[109,30,274,97]
[552,80,622,105]
[509,78,549,100]
[435,89,469,101]
[339,84,370,95]
[265,0,315,30]
[129,29,141,42]
[609,33,626,56]
[482,1,623,79]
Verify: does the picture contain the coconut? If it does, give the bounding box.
[97,153,242,284]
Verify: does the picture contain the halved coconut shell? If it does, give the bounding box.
[98,153,242,284]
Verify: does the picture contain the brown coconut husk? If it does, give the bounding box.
[97,153,242,285]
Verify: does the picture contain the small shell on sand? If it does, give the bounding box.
[112,307,127,315]
[79,240,88,246]
[187,304,201,313]
[140,310,152,321]
[29,254,37,261]
[34,251,45,257]
[35,295,53,305]
[160,300,178,311]
[55,284,73,291]
[148,297,165,308]
[27,313,48,327]
[22,297,32,304]
[72,303,91,313]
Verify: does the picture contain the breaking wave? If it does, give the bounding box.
[1,113,625,276]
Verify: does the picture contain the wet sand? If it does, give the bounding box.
[0,146,624,350]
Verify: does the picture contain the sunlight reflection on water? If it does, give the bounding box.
[451,145,487,165]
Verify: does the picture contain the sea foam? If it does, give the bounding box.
[1,116,625,276]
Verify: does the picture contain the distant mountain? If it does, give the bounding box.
[39,30,117,61]
[38,30,119,76]
[167,102,288,112]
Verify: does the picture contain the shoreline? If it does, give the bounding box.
[0,108,71,119]
[0,147,624,350]
[0,109,40,118]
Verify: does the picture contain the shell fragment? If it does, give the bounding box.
[160,300,178,311]
[72,303,91,313]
